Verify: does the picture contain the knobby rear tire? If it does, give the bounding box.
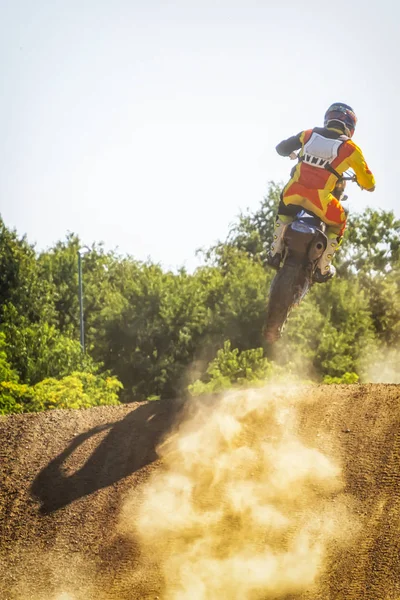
[265,264,306,344]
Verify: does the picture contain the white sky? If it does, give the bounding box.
[1,0,398,271]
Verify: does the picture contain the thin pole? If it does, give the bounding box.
[78,252,85,353]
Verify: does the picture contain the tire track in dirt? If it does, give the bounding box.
[1,385,400,599]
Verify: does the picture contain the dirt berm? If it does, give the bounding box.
[1,384,400,600]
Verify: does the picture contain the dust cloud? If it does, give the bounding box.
[362,347,400,383]
[121,385,353,600]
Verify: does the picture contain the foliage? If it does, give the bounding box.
[1,310,98,384]
[188,341,274,396]
[338,208,400,276]
[323,372,359,384]
[0,381,33,415]
[0,332,19,383]
[38,235,126,350]
[0,372,122,415]
[0,217,55,325]
[31,372,122,411]
[101,250,270,400]
[310,278,376,377]
[102,262,211,401]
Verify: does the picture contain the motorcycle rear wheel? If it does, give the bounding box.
[264,264,306,344]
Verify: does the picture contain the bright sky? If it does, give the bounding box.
[1,0,398,271]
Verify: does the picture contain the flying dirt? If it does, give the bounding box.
[1,384,400,599]
[121,385,355,600]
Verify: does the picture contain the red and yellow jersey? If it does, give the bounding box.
[275,126,375,236]
[277,126,375,192]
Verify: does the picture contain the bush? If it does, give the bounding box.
[0,332,19,383]
[0,381,33,414]
[322,372,359,385]
[0,371,123,415]
[1,314,99,384]
[188,341,274,396]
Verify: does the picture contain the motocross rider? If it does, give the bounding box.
[267,103,376,282]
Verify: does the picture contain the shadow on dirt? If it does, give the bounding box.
[30,399,182,514]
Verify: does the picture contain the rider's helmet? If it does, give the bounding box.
[324,102,357,138]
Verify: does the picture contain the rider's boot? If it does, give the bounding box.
[266,215,293,270]
[313,232,341,283]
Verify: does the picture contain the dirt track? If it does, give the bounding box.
[1,385,400,599]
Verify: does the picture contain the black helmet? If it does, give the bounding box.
[324,103,357,137]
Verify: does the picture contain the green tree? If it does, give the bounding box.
[361,271,400,346]
[0,217,55,327]
[199,246,271,351]
[306,278,376,378]
[337,208,400,276]
[1,304,97,384]
[102,262,211,400]
[38,235,126,349]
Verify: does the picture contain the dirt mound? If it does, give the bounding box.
[1,385,400,599]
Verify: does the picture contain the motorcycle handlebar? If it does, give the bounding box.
[341,174,357,182]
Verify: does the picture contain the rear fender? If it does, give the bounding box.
[284,223,315,259]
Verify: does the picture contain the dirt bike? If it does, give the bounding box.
[264,172,357,345]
